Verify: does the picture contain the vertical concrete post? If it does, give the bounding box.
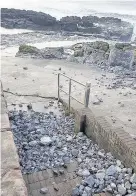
[68,79,71,113]
[84,82,91,108]
[58,73,60,102]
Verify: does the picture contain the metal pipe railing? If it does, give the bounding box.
[58,73,91,113]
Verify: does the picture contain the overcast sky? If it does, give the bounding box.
[1,0,136,17]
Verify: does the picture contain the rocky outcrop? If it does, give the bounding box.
[70,41,110,67]
[16,42,136,72]
[1,8,133,42]
[70,41,136,71]
[60,15,133,41]
[1,8,58,30]
[16,44,66,59]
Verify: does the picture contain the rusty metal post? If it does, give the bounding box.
[58,73,60,102]
[84,82,91,108]
[68,79,71,113]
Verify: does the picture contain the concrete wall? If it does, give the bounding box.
[1,85,28,196]
[75,107,136,171]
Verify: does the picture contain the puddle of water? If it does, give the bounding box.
[8,101,64,117]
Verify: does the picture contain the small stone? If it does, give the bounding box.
[23,67,28,70]
[130,173,136,183]
[84,175,95,188]
[78,185,84,195]
[59,169,64,175]
[53,169,59,176]
[106,165,117,176]
[72,187,79,196]
[19,104,23,107]
[98,151,105,157]
[127,168,132,174]
[40,136,52,146]
[110,183,116,189]
[132,183,136,190]
[77,158,82,163]
[27,103,32,110]
[128,119,131,121]
[106,185,113,193]
[77,132,83,137]
[92,99,100,105]
[77,169,83,177]
[116,166,122,173]
[52,182,59,191]
[59,67,61,71]
[82,169,90,177]
[67,136,73,142]
[116,160,121,166]
[82,191,88,196]
[84,186,92,194]
[125,181,131,190]
[63,157,70,164]
[40,187,48,194]
[57,142,62,148]
[118,184,126,195]
[96,171,105,180]
[29,141,38,147]
[122,168,127,173]
[127,190,132,194]
[72,149,79,157]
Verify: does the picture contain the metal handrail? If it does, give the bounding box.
[58,73,91,113]
[59,73,86,87]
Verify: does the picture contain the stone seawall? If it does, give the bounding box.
[1,84,28,196]
[74,107,136,172]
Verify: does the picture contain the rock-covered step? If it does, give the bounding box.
[9,102,136,195]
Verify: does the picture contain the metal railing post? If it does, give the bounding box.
[68,79,71,113]
[58,73,60,102]
[84,82,91,108]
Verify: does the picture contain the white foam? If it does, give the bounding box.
[0,27,33,35]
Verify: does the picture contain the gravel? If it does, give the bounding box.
[9,104,136,196]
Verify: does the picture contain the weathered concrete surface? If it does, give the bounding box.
[74,107,136,172]
[1,57,136,138]
[1,87,28,196]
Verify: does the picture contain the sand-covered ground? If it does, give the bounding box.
[2,56,136,138]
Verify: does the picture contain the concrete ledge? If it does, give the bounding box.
[75,107,136,171]
[1,85,28,196]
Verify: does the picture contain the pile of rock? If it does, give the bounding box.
[73,162,136,195]
[9,104,136,195]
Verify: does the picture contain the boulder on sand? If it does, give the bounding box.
[108,43,134,69]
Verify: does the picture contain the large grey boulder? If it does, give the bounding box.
[71,41,110,66]
[108,43,134,69]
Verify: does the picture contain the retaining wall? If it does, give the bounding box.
[75,107,136,171]
[1,85,28,196]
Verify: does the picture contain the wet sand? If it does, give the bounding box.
[1,56,136,138]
